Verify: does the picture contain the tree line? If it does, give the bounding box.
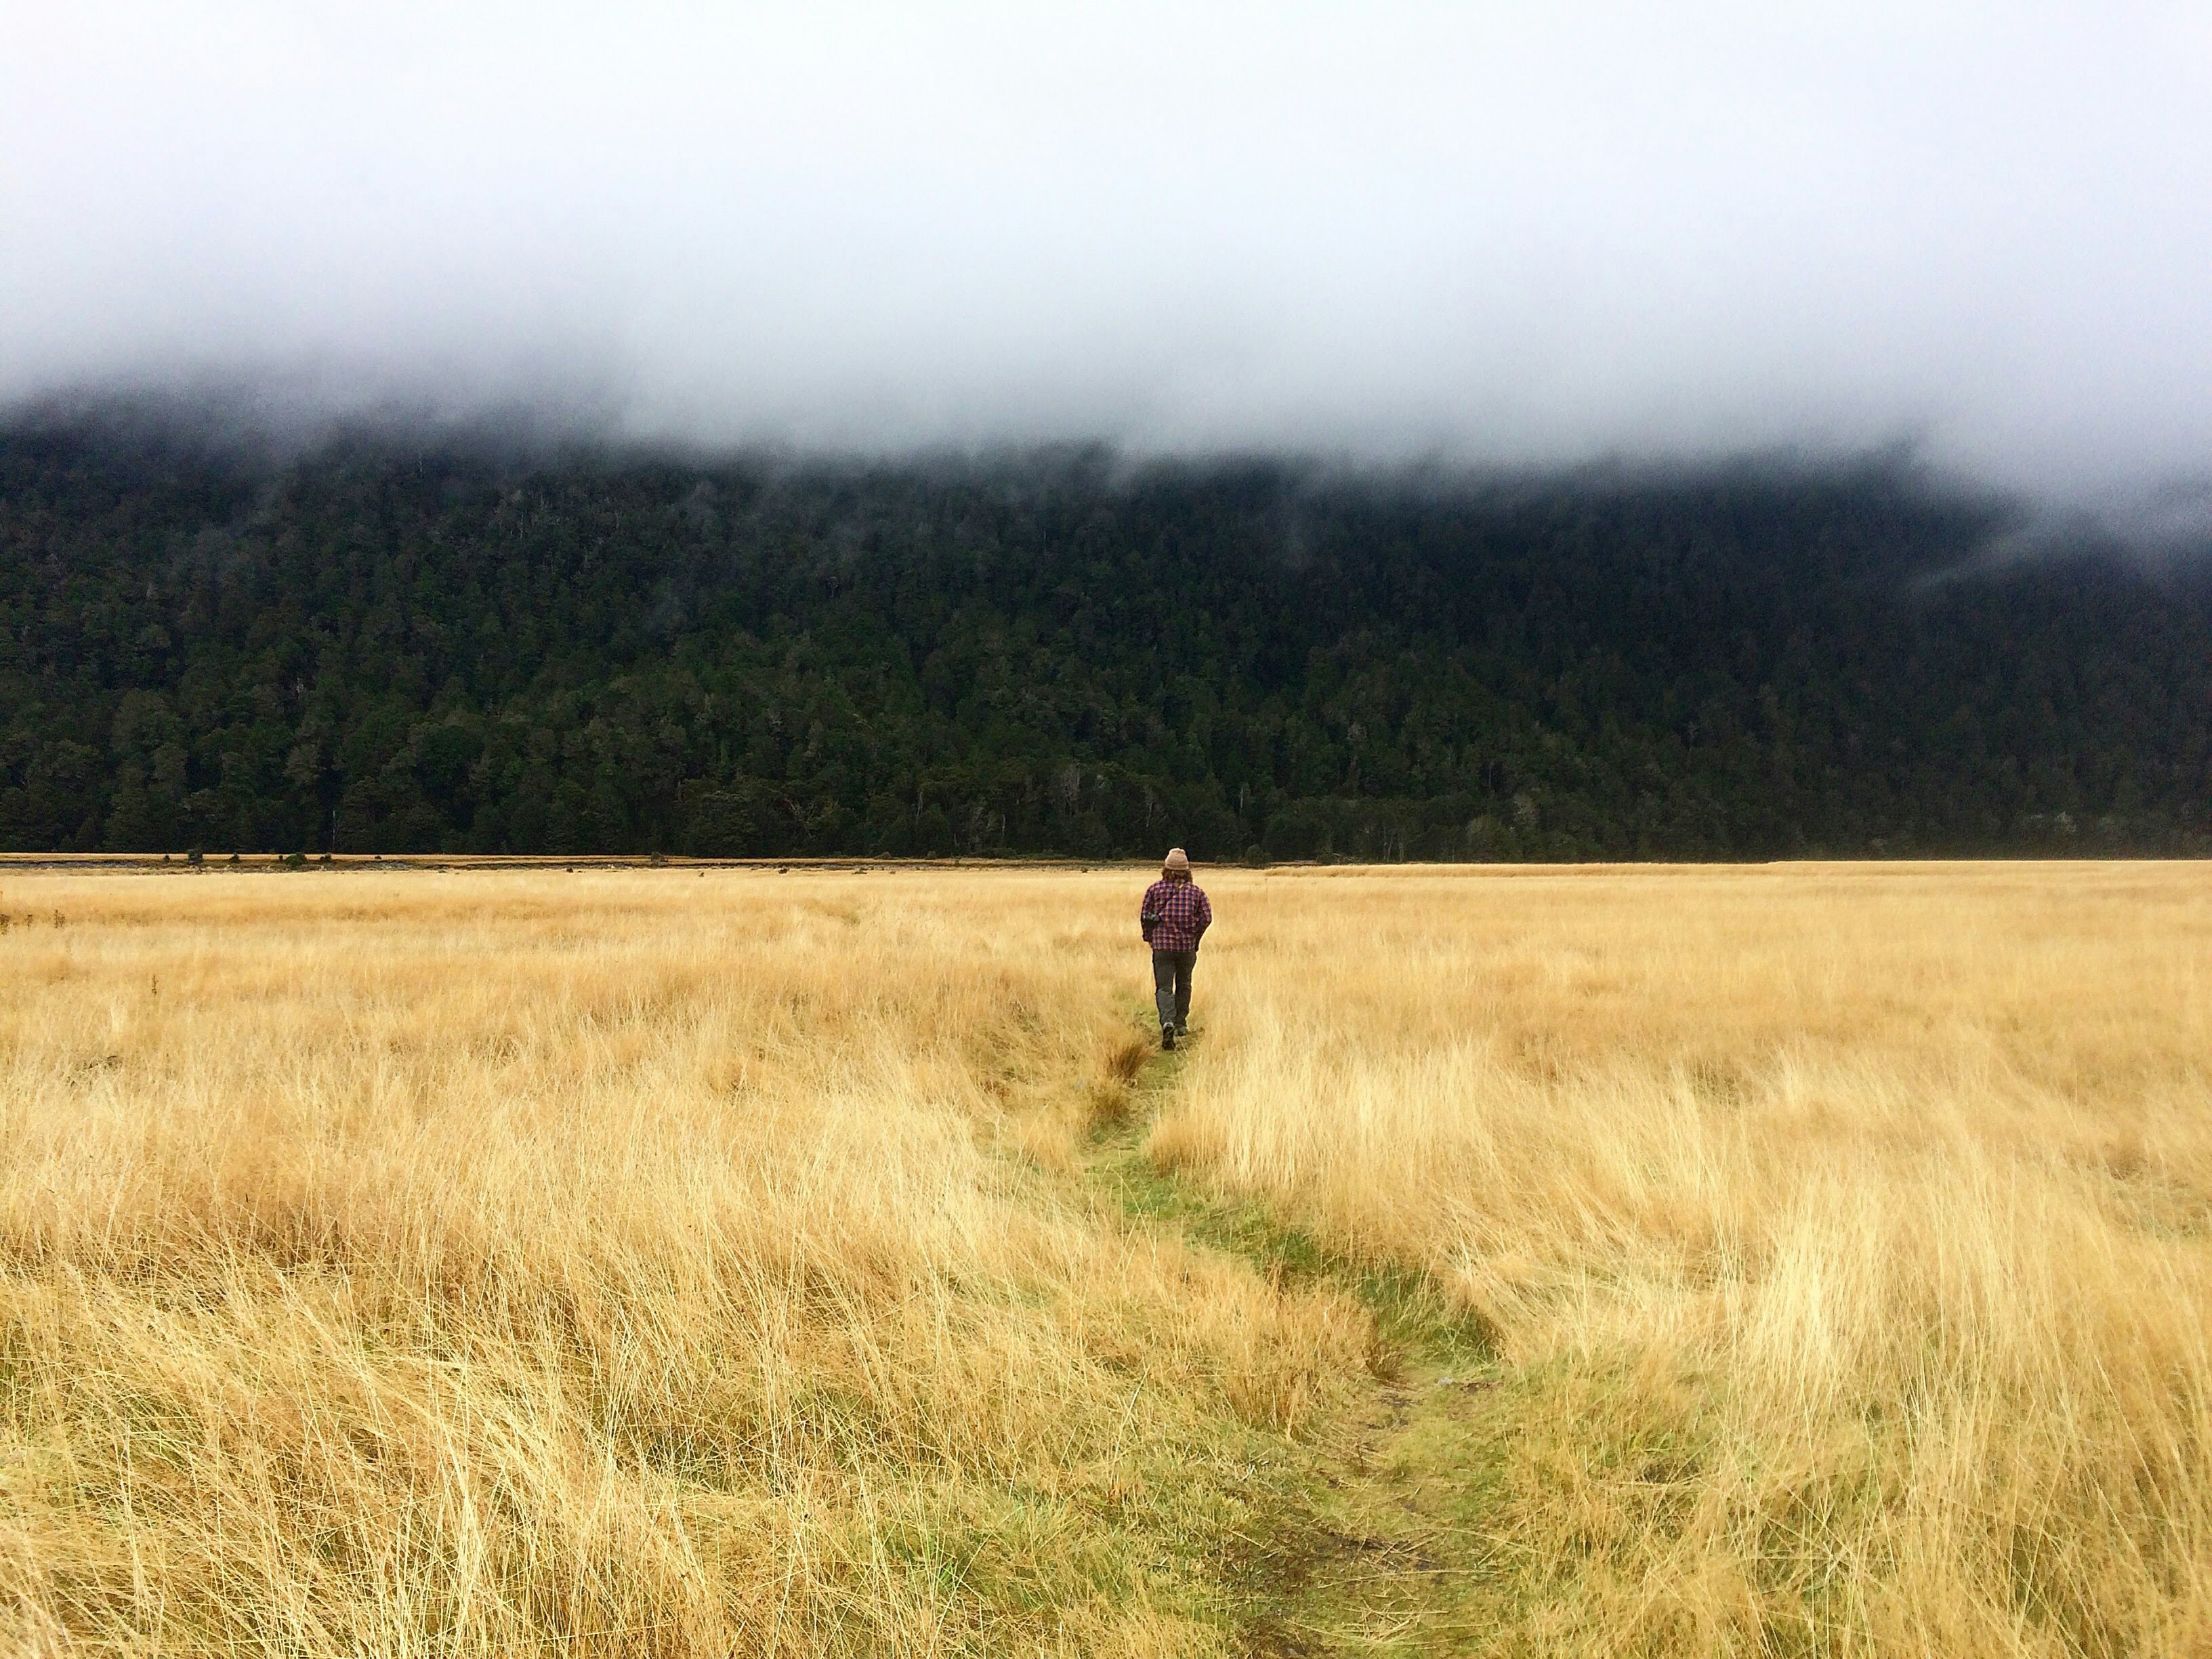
[3,411,2208,860]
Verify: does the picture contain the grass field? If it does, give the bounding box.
[2,862,2208,1656]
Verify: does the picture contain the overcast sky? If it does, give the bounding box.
[5,3,2209,494]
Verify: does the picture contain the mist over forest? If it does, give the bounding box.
[4,406,2208,860]
[9,9,2211,866]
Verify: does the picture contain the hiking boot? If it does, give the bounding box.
[1161,1027,1177,1051]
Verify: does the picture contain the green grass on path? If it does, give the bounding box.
[1071,1009,1527,1657]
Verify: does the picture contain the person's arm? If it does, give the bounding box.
[1194,888,1212,942]
[1140,883,1159,942]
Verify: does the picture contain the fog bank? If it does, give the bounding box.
[6,3,2210,501]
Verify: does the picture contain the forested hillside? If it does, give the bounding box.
[3,411,2207,859]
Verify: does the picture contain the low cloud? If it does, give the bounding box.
[6,3,2210,507]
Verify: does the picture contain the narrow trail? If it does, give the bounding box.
[1075,1011,1517,1657]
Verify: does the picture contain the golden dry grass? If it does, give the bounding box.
[1154,863,2212,1655]
[0,868,1365,1656]
[4,861,2210,1656]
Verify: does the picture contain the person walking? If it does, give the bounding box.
[1140,847,1211,1050]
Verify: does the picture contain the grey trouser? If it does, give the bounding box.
[1152,950,1196,1032]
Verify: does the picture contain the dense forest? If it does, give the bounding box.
[3,408,2208,860]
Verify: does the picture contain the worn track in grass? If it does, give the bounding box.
[1077,1011,1518,1656]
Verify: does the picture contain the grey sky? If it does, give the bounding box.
[5,3,2209,492]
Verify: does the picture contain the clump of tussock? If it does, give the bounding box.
[1083,1034,1153,1131]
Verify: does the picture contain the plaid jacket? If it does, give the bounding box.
[1140,878,1211,953]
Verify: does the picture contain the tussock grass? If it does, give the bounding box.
[7,862,2209,1654]
[1152,862,2212,1654]
[0,868,1364,1656]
